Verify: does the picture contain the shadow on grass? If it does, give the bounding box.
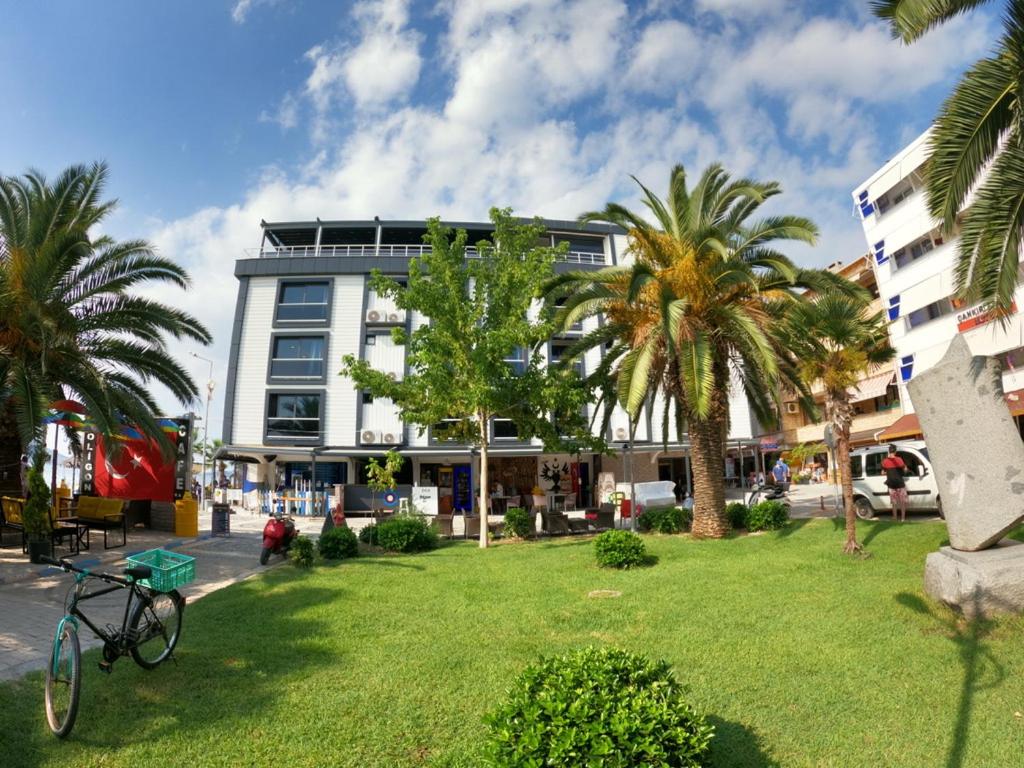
[0,575,341,768]
[894,592,1006,768]
[774,518,811,540]
[344,555,426,570]
[860,519,897,549]
[707,716,780,767]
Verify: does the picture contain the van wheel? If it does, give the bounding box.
[936,496,944,520]
[854,498,874,520]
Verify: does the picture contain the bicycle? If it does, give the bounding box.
[39,554,186,737]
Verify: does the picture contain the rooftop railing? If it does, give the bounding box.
[243,243,606,265]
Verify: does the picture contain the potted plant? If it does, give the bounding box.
[23,448,53,563]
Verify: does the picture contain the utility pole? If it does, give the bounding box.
[192,353,215,509]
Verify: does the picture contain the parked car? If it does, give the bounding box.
[849,440,942,520]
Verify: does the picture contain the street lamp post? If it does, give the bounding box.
[192,353,215,509]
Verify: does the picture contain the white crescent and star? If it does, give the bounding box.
[104,452,143,481]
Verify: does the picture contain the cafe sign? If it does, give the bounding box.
[955,300,1017,333]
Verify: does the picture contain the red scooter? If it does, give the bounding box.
[260,513,296,565]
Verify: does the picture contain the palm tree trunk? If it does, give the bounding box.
[477,413,489,549]
[829,394,861,554]
[0,401,25,496]
[689,417,728,538]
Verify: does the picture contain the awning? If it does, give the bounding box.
[848,371,895,403]
[878,414,922,441]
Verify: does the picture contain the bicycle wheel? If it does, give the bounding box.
[45,623,81,738]
[129,590,184,669]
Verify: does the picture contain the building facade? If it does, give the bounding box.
[853,130,1024,441]
[221,217,770,511]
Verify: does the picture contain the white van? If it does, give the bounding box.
[849,440,942,519]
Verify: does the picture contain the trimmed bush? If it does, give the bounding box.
[288,535,315,567]
[503,507,532,539]
[726,502,748,530]
[594,529,647,569]
[358,524,378,546]
[376,515,438,553]
[318,526,359,559]
[485,647,714,767]
[637,506,685,534]
[745,500,789,532]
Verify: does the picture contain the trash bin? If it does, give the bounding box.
[211,502,231,537]
[175,493,199,537]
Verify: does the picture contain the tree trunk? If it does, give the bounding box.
[829,394,860,554]
[478,413,489,549]
[0,401,25,496]
[689,417,728,538]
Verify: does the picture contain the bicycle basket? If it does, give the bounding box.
[125,549,196,592]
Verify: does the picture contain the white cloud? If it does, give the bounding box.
[624,19,701,93]
[695,0,786,16]
[259,91,299,130]
[231,0,283,24]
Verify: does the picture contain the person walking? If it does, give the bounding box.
[771,458,790,491]
[881,445,908,522]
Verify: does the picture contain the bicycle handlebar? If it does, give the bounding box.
[39,555,131,586]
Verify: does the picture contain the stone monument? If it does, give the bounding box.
[907,335,1024,618]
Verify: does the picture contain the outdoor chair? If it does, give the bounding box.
[464,515,481,539]
[541,511,571,536]
[434,514,454,538]
[592,503,616,531]
[70,496,127,549]
[1,496,26,550]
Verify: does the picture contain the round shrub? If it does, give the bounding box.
[637,506,685,534]
[288,535,315,567]
[358,523,378,545]
[745,500,789,532]
[726,502,748,530]
[503,506,533,539]
[317,526,359,559]
[376,515,438,553]
[594,529,647,569]
[485,647,713,767]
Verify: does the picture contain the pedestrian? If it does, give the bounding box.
[771,458,790,491]
[881,444,908,522]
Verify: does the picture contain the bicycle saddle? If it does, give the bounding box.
[124,565,153,580]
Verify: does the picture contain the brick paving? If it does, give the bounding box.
[0,507,325,681]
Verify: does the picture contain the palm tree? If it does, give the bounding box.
[780,294,894,554]
[0,163,211,494]
[873,0,1024,316]
[547,164,853,537]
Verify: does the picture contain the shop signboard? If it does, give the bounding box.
[452,465,472,513]
[80,429,98,495]
[411,485,439,516]
[955,299,1017,333]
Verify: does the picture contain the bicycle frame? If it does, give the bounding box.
[52,566,152,671]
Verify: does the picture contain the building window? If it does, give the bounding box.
[364,333,377,346]
[905,298,953,330]
[276,281,329,323]
[266,393,322,440]
[493,418,520,440]
[504,346,526,375]
[362,391,374,404]
[270,336,324,379]
[893,232,940,269]
[550,341,584,377]
[430,418,465,443]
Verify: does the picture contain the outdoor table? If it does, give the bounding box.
[55,517,90,554]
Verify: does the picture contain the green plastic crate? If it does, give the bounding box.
[126,549,195,592]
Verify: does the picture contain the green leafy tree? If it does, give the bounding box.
[784,442,828,472]
[366,449,404,512]
[22,447,52,539]
[0,163,211,493]
[873,0,1024,316]
[342,209,601,548]
[548,164,850,538]
[780,293,894,554]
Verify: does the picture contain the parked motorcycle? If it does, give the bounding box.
[260,513,297,565]
[744,483,791,510]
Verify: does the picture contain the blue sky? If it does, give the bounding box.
[0,0,998,436]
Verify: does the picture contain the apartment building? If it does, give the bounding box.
[778,253,903,456]
[219,217,769,511]
[853,130,1024,441]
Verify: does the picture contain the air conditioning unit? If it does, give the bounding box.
[360,429,380,444]
[614,427,627,440]
[382,432,398,444]
[785,402,799,414]
[387,312,401,322]
[366,309,382,323]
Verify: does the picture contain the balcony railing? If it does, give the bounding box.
[244,243,606,265]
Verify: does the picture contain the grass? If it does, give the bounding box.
[3,519,1024,767]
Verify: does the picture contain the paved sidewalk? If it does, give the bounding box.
[0,507,325,681]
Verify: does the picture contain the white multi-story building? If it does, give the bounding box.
[853,130,1024,441]
[220,217,769,512]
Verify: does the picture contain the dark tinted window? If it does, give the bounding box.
[865,452,883,476]
[849,455,863,479]
[278,282,329,322]
[270,337,324,378]
[493,419,519,439]
[267,394,321,438]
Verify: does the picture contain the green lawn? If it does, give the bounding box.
[4,520,1024,767]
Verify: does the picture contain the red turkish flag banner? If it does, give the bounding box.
[94,437,176,502]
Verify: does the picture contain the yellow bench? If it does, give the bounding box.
[1,496,25,549]
[71,496,127,549]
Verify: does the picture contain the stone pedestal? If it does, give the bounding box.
[924,539,1024,618]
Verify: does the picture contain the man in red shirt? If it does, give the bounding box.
[881,445,908,522]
